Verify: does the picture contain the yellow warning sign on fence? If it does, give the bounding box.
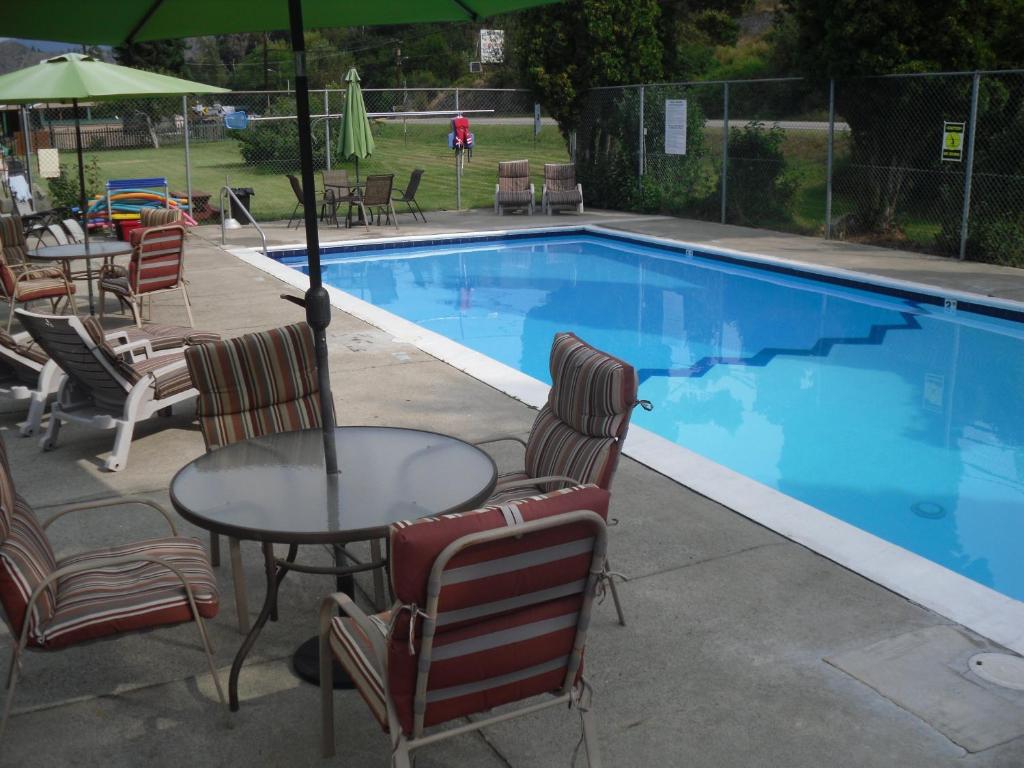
[942,122,965,162]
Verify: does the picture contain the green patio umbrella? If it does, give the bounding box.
[337,67,374,184]
[4,0,561,472]
[0,53,227,312]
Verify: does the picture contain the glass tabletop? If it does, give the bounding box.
[32,241,132,260]
[170,426,497,543]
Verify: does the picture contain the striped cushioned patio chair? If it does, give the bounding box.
[0,215,76,332]
[494,160,535,215]
[16,309,207,472]
[98,223,193,328]
[542,162,584,215]
[0,433,224,742]
[185,324,383,633]
[319,484,609,767]
[139,207,183,228]
[476,332,646,626]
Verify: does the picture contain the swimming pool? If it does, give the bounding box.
[254,227,1024,645]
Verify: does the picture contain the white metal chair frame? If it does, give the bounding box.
[319,509,607,768]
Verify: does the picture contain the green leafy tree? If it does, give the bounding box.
[779,0,1024,244]
[113,39,187,76]
[510,0,665,134]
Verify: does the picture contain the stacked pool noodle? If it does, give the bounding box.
[85,189,197,229]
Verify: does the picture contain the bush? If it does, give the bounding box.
[233,97,327,172]
[722,121,797,227]
[47,156,102,212]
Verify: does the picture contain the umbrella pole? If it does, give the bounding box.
[73,98,95,315]
[288,0,338,476]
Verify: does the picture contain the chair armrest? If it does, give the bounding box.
[474,435,528,449]
[494,474,580,493]
[319,592,389,670]
[42,496,178,535]
[110,338,156,358]
[530,183,536,197]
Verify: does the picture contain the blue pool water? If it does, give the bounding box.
[279,232,1024,601]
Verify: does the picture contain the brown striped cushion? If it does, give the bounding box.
[185,323,322,450]
[546,332,638,438]
[139,207,183,228]
[41,536,218,648]
[0,328,48,366]
[524,407,617,492]
[497,160,530,191]
[329,612,390,730]
[13,277,75,302]
[547,189,583,206]
[384,485,609,735]
[0,495,59,645]
[544,163,578,191]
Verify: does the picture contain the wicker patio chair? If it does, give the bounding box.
[475,332,646,626]
[542,163,584,214]
[185,323,385,633]
[0,434,225,743]
[392,169,426,223]
[17,309,205,472]
[494,159,535,215]
[97,223,194,328]
[319,484,609,767]
[0,215,76,331]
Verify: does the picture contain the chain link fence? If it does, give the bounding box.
[578,71,1024,266]
[6,87,566,224]
[5,73,1023,265]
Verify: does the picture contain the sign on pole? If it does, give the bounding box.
[942,121,965,162]
[534,103,542,137]
[480,30,505,64]
[665,99,688,155]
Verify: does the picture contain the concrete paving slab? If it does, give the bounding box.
[2,210,1024,767]
[826,626,1024,753]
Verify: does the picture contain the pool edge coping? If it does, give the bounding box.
[225,226,1024,656]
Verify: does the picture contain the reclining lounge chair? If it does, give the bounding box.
[494,160,535,216]
[542,163,584,214]
[17,309,207,472]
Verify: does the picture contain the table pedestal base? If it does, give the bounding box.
[292,636,356,689]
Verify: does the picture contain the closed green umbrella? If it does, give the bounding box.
[5,2,561,470]
[337,67,374,183]
[0,53,227,312]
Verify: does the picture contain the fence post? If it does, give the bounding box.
[720,82,729,224]
[21,106,34,196]
[638,86,645,186]
[825,78,835,239]
[182,95,193,221]
[324,90,331,170]
[958,72,980,261]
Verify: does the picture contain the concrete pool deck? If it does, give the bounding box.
[1,210,1023,767]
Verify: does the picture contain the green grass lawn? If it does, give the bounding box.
[66,123,570,222]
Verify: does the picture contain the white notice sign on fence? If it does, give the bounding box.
[665,99,688,155]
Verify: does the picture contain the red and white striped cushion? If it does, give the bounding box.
[384,484,609,735]
[128,225,184,293]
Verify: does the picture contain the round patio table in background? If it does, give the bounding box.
[170,425,497,711]
[32,240,132,315]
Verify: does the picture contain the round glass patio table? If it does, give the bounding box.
[32,240,132,315]
[170,426,497,710]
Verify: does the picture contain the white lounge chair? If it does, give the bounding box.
[17,309,203,471]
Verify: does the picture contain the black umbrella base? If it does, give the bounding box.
[292,636,356,689]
